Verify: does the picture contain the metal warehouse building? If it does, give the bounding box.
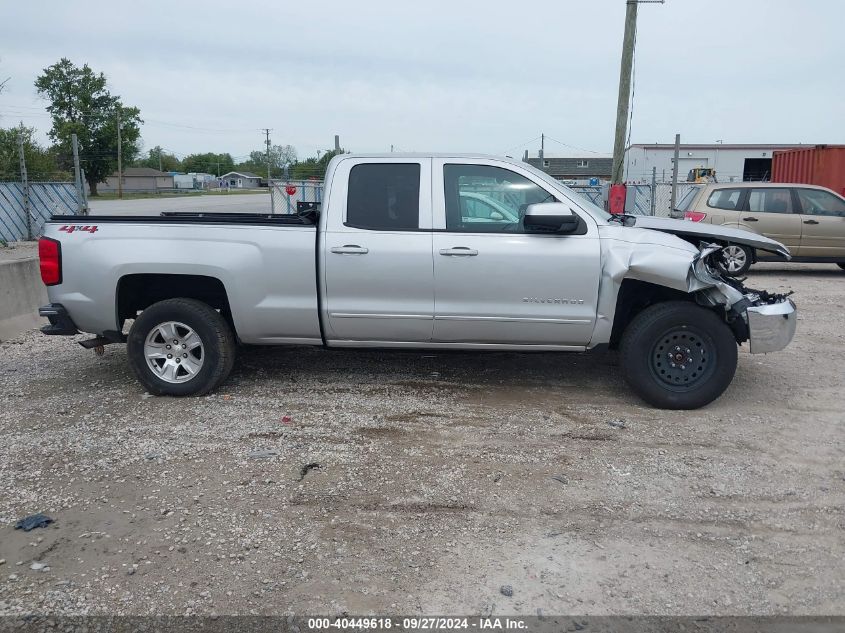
[623,143,804,184]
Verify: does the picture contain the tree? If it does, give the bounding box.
[136,145,182,172]
[35,58,142,195]
[182,152,234,176]
[0,125,66,181]
[290,148,344,180]
[235,144,297,179]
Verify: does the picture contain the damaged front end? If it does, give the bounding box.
[691,244,796,353]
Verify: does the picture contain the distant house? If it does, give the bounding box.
[94,167,175,194]
[219,171,262,189]
[525,152,613,182]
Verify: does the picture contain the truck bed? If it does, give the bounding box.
[51,212,316,226]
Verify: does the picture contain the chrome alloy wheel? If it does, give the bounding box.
[720,245,747,273]
[143,321,204,383]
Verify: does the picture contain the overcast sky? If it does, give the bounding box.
[1,0,843,162]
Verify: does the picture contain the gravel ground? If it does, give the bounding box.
[0,264,843,616]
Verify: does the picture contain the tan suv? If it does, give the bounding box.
[672,182,845,275]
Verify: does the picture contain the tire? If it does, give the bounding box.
[127,298,235,396]
[716,244,752,276]
[620,301,738,410]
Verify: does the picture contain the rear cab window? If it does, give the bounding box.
[345,163,421,230]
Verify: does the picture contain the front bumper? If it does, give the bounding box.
[39,303,79,336]
[746,299,796,354]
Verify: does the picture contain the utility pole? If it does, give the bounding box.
[650,165,657,215]
[116,108,123,199]
[262,128,273,184]
[669,133,681,213]
[158,148,163,173]
[72,133,84,215]
[17,124,32,240]
[611,1,638,184]
[334,135,340,152]
[539,133,544,165]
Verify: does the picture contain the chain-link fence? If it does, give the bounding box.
[569,182,700,217]
[269,180,324,215]
[1,182,84,242]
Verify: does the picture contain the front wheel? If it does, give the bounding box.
[127,298,236,396]
[620,301,738,409]
[716,244,753,276]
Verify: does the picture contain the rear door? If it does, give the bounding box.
[794,187,845,258]
[430,159,600,347]
[737,187,802,251]
[321,158,434,343]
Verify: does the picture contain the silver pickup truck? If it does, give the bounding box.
[37,154,796,409]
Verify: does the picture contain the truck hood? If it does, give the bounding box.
[628,216,791,259]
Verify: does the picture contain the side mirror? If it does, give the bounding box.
[524,203,580,234]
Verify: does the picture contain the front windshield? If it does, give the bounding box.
[517,160,612,221]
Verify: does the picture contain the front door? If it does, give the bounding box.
[794,187,845,258]
[322,159,434,343]
[431,160,600,347]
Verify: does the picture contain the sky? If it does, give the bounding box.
[1,0,843,163]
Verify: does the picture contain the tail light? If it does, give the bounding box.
[38,237,62,286]
[684,211,707,222]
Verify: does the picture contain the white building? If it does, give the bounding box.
[623,143,804,184]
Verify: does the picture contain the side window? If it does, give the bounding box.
[706,188,742,211]
[796,189,845,217]
[444,164,555,233]
[346,163,420,230]
[745,188,793,214]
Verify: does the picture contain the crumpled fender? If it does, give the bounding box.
[590,226,745,346]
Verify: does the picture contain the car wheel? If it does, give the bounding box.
[620,301,738,410]
[716,244,752,276]
[127,298,235,396]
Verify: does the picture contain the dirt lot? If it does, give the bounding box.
[1,264,843,616]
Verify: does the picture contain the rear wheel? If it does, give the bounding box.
[127,298,235,396]
[620,301,737,409]
[716,244,752,276]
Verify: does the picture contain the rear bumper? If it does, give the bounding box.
[746,299,796,354]
[39,303,79,336]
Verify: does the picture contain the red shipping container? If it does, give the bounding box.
[772,145,845,196]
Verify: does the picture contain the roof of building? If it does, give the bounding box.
[527,151,612,159]
[112,167,172,177]
[629,143,805,151]
[220,171,261,179]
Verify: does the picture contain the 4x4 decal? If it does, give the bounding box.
[59,225,98,234]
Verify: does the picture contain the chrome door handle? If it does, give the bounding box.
[803,219,820,225]
[742,217,759,222]
[439,247,478,257]
[330,245,369,255]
